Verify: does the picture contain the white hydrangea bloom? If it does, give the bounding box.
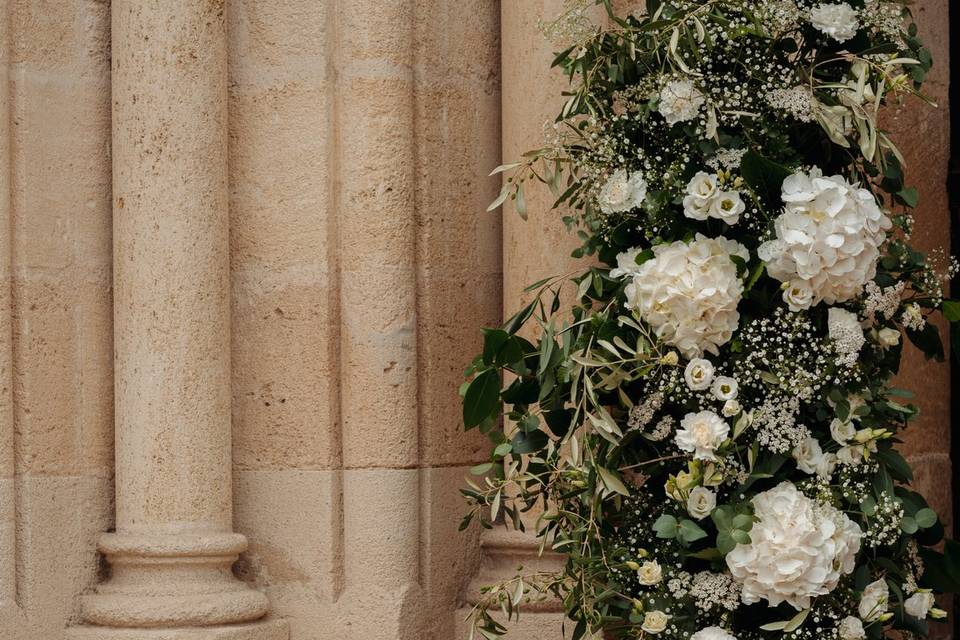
[609,246,646,279]
[598,168,647,214]
[624,234,748,357]
[810,3,860,42]
[759,169,891,308]
[726,482,862,609]
[659,79,705,125]
[691,628,738,640]
[676,410,730,462]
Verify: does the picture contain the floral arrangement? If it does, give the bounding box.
[460,2,960,640]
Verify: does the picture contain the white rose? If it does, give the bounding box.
[690,628,738,640]
[904,591,936,619]
[610,247,646,279]
[598,169,648,214]
[830,418,856,444]
[625,234,747,358]
[641,611,670,634]
[676,411,730,462]
[838,616,865,640]
[810,3,860,43]
[637,560,663,586]
[761,168,891,307]
[710,191,746,226]
[659,79,705,125]
[792,436,825,476]
[722,399,741,417]
[687,486,717,520]
[783,280,815,312]
[711,376,738,401]
[726,482,862,609]
[859,579,889,622]
[683,172,719,221]
[878,327,901,348]
[685,358,716,391]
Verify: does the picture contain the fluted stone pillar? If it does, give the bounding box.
[68,2,286,638]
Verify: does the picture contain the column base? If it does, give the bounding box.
[79,532,270,628]
[65,619,289,640]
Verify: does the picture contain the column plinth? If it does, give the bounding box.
[68,1,285,638]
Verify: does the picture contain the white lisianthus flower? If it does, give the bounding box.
[838,616,866,640]
[609,247,646,279]
[710,191,746,226]
[641,611,670,634]
[877,327,901,348]
[676,411,730,461]
[904,591,936,619]
[783,279,815,311]
[722,399,741,417]
[759,168,891,308]
[859,579,889,622]
[816,452,838,481]
[625,234,748,358]
[683,172,720,220]
[637,560,663,586]
[687,486,717,520]
[685,358,715,391]
[598,169,648,214]
[711,376,738,401]
[831,418,856,444]
[726,482,862,609]
[659,79,705,125]
[691,628,738,640]
[792,436,825,476]
[810,3,860,42]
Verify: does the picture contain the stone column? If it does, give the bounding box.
[69,2,286,638]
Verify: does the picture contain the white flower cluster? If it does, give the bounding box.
[726,482,862,609]
[766,86,815,123]
[598,169,647,214]
[863,280,904,323]
[760,169,892,309]
[828,307,866,367]
[659,79,705,125]
[622,235,748,358]
[810,3,860,42]
[683,172,745,226]
[689,571,741,613]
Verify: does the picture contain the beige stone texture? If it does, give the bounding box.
[0,1,950,640]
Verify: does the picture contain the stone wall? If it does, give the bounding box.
[0,2,951,640]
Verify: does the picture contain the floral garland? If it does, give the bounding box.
[460,2,960,640]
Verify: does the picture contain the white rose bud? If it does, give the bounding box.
[859,579,889,622]
[838,616,865,640]
[783,280,815,312]
[878,327,901,348]
[687,486,717,520]
[636,560,663,586]
[641,611,670,634]
[816,452,838,481]
[721,398,741,417]
[904,591,936,619]
[685,358,715,391]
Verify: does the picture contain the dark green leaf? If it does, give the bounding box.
[463,370,501,428]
